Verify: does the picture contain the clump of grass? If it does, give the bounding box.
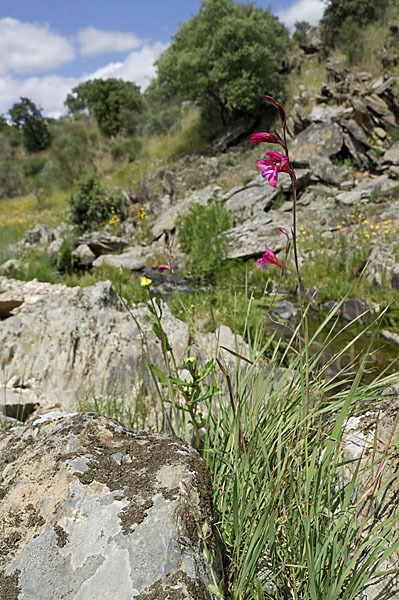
[82,284,399,600]
[78,385,149,431]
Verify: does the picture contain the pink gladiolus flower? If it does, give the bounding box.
[264,95,286,130]
[256,151,291,188]
[249,132,283,147]
[257,246,282,269]
[157,264,170,271]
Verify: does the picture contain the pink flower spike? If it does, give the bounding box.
[157,264,170,271]
[264,95,286,130]
[249,132,283,147]
[257,246,282,269]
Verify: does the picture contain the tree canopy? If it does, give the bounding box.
[154,0,290,125]
[9,97,50,152]
[65,79,143,137]
[321,0,388,51]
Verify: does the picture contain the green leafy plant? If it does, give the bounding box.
[178,197,232,278]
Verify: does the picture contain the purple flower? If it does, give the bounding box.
[255,151,291,188]
[257,246,282,269]
[157,264,170,271]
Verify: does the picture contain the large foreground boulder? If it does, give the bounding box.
[0,412,222,600]
[0,279,189,412]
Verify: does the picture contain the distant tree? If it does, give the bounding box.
[293,21,312,45]
[154,0,290,126]
[321,0,387,52]
[0,115,8,132]
[65,79,143,137]
[8,98,50,152]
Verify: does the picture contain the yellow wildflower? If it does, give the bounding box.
[140,276,152,287]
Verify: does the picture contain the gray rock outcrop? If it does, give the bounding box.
[0,279,189,412]
[0,412,222,600]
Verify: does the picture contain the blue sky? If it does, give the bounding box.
[0,0,324,117]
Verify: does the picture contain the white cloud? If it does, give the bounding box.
[78,26,148,56]
[0,17,75,75]
[0,40,169,118]
[86,41,170,90]
[277,0,325,30]
[0,73,80,118]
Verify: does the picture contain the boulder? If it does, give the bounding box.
[289,122,344,162]
[224,180,279,223]
[224,212,292,260]
[364,95,397,129]
[381,329,399,345]
[0,412,221,600]
[0,280,189,412]
[342,298,370,323]
[364,243,399,287]
[76,232,129,256]
[383,141,399,166]
[0,296,24,318]
[208,116,256,155]
[92,245,155,272]
[272,300,297,321]
[71,243,96,267]
[344,119,373,148]
[311,157,349,186]
[0,259,20,277]
[335,190,369,206]
[0,276,75,315]
[21,224,57,246]
[152,185,221,239]
[310,104,345,123]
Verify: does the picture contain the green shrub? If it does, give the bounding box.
[110,137,142,162]
[49,125,92,189]
[22,155,47,177]
[143,107,182,136]
[339,17,364,65]
[0,160,25,198]
[68,173,125,233]
[321,0,387,52]
[178,197,232,278]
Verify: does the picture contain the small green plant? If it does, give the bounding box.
[55,233,79,273]
[178,197,232,278]
[270,190,287,210]
[14,252,60,283]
